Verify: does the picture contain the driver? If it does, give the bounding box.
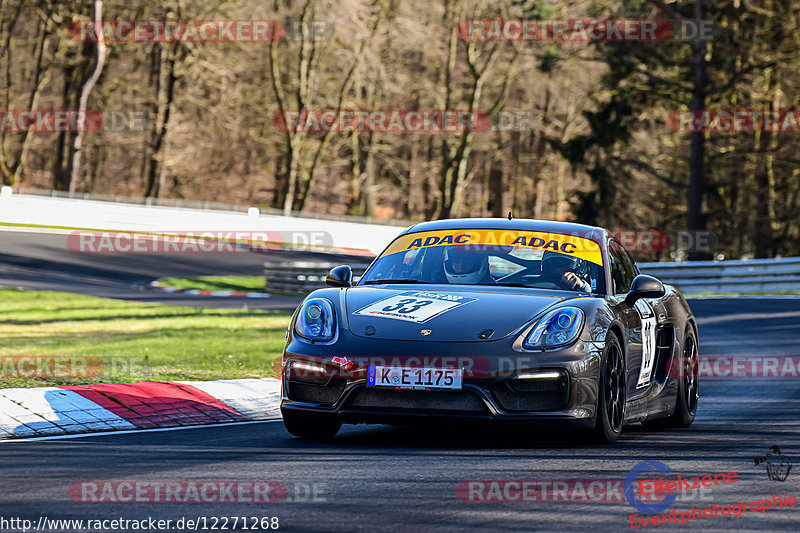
[443,246,494,285]
[540,252,592,292]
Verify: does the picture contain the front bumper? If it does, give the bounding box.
[280,331,603,430]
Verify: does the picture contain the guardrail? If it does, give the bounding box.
[264,261,371,293]
[638,256,800,294]
[265,256,800,295]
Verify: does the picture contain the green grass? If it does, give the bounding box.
[0,288,291,388]
[158,276,265,293]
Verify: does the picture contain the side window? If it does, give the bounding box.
[608,250,623,294]
[609,241,636,294]
[620,245,640,278]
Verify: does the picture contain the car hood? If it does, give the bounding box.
[344,285,568,341]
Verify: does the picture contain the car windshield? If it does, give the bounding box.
[360,229,606,294]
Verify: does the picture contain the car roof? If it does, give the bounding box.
[402,218,605,241]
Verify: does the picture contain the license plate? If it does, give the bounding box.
[366,366,463,390]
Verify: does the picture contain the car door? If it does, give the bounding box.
[608,239,658,401]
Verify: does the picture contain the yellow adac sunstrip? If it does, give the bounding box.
[381,229,603,266]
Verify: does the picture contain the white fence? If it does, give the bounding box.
[0,188,401,256]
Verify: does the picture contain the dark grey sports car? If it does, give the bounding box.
[280,219,699,443]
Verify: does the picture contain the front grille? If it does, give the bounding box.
[491,377,569,412]
[347,388,488,413]
[286,378,346,404]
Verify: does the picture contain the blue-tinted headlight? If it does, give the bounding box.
[294,298,336,342]
[523,307,584,350]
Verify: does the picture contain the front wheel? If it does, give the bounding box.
[282,410,341,440]
[592,333,626,443]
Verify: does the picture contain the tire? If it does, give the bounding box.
[592,333,626,444]
[282,411,341,440]
[642,327,699,428]
[664,328,699,427]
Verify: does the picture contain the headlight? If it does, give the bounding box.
[294,298,336,342]
[523,307,584,350]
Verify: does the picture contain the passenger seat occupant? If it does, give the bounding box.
[540,252,591,292]
[443,246,494,285]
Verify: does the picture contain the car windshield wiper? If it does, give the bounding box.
[362,279,429,285]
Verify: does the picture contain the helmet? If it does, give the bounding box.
[541,251,576,273]
[444,246,488,284]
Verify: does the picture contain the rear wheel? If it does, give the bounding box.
[643,327,699,428]
[282,410,341,440]
[666,328,699,427]
[593,333,625,443]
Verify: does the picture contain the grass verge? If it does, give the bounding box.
[158,276,266,293]
[0,288,290,388]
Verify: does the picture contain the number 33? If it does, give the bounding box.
[382,298,433,314]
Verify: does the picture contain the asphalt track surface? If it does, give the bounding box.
[1,230,799,532]
[0,230,364,310]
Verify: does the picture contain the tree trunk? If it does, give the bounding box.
[754,67,778,258]
[293,6,380,213]
[282,133,301,215]
[66,0,106,194]
[687,0,708,260]
[53,65,75,191]
[6,16,48,184]
[555,158,566,220]
[349,129,362,214]
[362,139,375,217]
[145,40,178,198]
[510,131,522,215]
[487,163,503,218]
[436,0,461,219]
[405,139,419,218]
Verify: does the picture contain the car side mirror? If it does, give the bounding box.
[326,265,353,288]
[625,274,665,305]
